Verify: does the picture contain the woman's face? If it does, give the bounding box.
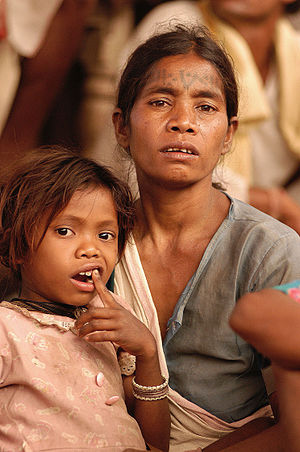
[114,53,237,190]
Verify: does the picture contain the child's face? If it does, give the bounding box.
[20,186,119,306]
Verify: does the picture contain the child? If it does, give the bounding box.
[0,146,170,451]
[230,281,300,452]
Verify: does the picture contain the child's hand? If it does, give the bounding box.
[75,269,157,360]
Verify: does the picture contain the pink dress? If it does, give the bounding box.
[0,302,146,451]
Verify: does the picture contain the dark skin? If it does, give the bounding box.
[0,0,96,167]
[113,52,284,451]
[114,54,238,338]
[75,269,170,452]
[133,190,230,338]
[230,288,300,452]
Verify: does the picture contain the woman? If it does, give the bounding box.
[111,25,300,451]
[118,0,300,234]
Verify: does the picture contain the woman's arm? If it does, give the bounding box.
[123,353,170,452]
[200,422,282,452]
[75,270,170,451]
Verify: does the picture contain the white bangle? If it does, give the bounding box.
[132,376,169,401]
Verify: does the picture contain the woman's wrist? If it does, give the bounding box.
[135,333,158,361]
[135,349,163,387]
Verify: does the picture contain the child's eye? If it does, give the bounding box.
[56,228,73,237]
[98,232,115,241]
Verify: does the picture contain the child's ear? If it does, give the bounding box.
[112,109,130,150]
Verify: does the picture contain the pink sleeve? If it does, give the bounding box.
[0,316,12,386]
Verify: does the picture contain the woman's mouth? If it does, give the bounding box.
[162,147,196,155]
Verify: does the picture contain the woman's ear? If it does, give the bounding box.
[221,116,238,155]
[112,108,130,149]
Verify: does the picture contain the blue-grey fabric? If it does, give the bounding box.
[163,197,300,423]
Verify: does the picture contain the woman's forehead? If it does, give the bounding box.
[142,53,224,95]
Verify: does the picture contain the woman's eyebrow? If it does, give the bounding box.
[143,84,224,101]
[143,86,178,96]
[191,88,224,101]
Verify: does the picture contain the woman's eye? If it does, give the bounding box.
[98,232,115,241]
[149,99,168,107]
[56,228,73,237]
[198,104,216,113]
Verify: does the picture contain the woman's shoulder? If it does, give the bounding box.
[230,197,299,237]
[224,197,300,271]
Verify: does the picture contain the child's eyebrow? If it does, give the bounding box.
[53,215,117,228]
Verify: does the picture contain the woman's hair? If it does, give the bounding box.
[116,24,238,126]
[0,146,135,276]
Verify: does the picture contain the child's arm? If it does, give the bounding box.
[229,288,300,369]
[75,270,170,452]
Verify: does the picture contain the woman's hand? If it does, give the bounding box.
[75,269,157,360]
[76,269,170,451]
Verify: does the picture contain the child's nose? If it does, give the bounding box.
[76,239,100,259]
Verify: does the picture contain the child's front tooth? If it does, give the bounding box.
[85,271,92,277]
[79,272,85,276]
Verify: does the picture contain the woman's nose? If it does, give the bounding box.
[166,105,198,134]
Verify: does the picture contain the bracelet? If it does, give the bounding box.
[132,376,169,401]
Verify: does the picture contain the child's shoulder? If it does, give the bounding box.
[0,302,25,319]
[0,302,75,332]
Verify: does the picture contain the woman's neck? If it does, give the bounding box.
[134,181,229,243]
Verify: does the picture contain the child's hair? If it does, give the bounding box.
[0,146,135,277]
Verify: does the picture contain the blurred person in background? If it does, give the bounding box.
[0,0,96,166]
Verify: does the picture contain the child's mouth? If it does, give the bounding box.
[71,268,102,292]
[73,271,94,284]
